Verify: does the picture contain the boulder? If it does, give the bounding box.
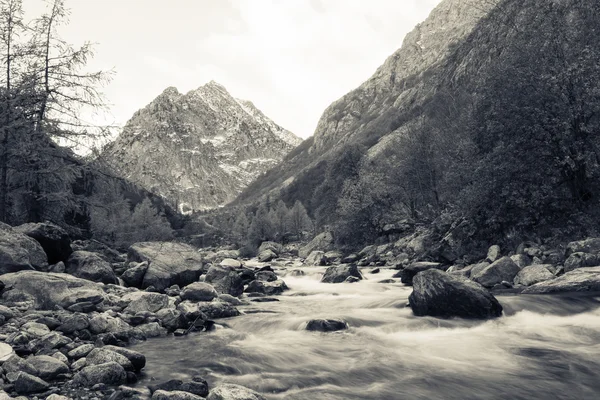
[181,282,219,302]
[152,390,205,400]
[73,361,127,387]
[321,264,363,283]
[0,343,14,362]
[57,313,90,334]
[471,257,521,288]
[304,251,326,266]
[14,222,72,265]
[245,279,288,295]
[3,355,38,376]
[207,384,266,400]
[486,245,501,262]
[123,292,169,314]
[323,251,343,264]
[220,258,242,268]
[566,238,600,255]
[204,265,244,297]
[138,322,168,338]
[197,301,240,319]
[156,308,187,331]
[258,241,283,255]
[150,377,209,397]
[257,249,277,263]
[121,261,149,287]
[400,262,445,286]
[68,344,95,359]
[0,222,48,273]
[89,313,132,334]
[255,270,277,282]
[128,242,203,291]
[523,266,600,294]
[305,319,348,332]
[409,269,503,319]
[66,251,118,284]
[27,355,69,380]
[514,264,555,286]
[13,372,49,394]
[0,271,105,310]
[564,252,599,273]
[103,345,146,372]
[298,232,334,259]
[86,347,134,371]
[510,254,532,269]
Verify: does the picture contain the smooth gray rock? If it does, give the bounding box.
[204,265,244,297]
[73,361,127,387]
[306,319,348,332]
[66,250,118,284]
[0,223,48,273]
[523,267,600,294]
[472,257,521,288]
[514,264,554,286]
[400,262,445,285]
[207,384,266,400]
[180,282,218,302]
[244,279,288,295]
[321,264,363,284]
[409,269,503,319]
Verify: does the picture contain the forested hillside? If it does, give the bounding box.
[230,0,600,256]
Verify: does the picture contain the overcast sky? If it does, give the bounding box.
[25,0,442,139]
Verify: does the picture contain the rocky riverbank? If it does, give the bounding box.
[2,222,600,399]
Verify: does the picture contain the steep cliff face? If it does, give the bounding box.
[311,0,498,153]
[101,82,301,212]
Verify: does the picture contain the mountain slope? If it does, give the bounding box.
[101,82,301,212]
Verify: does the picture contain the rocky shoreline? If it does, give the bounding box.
[1,222,600,399]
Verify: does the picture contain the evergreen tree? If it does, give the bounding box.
[289,200,312,239]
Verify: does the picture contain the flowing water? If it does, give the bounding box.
[133,267,600,399]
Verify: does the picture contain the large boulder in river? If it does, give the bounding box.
[299,232,334,259]
[0,222,48,274]
[409,269,503,319]
[471,256,521,288]
[513,264,554,286]
[14,222,72,264]
[563,252,599,273]
[0,271,105,309]
[73,361,127,387]
[207,384,266,400]
[66,251,118,284]
[523,266,600,294]
[321,264,363,283]
[204,265,244,297]
[128,242,203,291]
[305,251,326,266]
[257,249,277,263]
[400,262,445,286]
[152,390,205,400]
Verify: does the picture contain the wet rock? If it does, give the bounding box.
[180,282,218,302]
[13,371,49,394]
[371,268,381,274]
[150,377,208,397]
[123,292,169,314]
[471,257,521,288]
[304,251,325,266]
[197,301,240,319]
[342,254,359,264]
[345,276,360,283]
[378,279,396,284]
[513,264,555,286]
[305,319,349,332]
[564,252,599,273]
[204,266,244,297]
[523,266,600,294]
[298,232,334,259]
[152,390,204,400]
[321,264,363,284]
[128,242,203,291]
[400,262,445,286]
[65,251,118,284]
[121,261,149,288]
[28,332,72,353]
[289,269,305,277]
[0,222,48,273]
[14,222,72,265]
[257,249,277,263]
[323,251,343,264]
[218,294,244,305]
[254,271,277,282]
[103,345,146,372]
[89,313,132,335]
[73,361,127,387]
[156,309,187,331]
[0,271,106,310]
[86,348,133,371]
[207,383,266,400]
[27,355,69,380]
[245,279,288,295]
[138,322,168,338]
[409,269,503,319]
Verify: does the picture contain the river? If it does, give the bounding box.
[133,266,600,399]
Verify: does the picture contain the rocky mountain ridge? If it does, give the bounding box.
[101,81,301,212]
